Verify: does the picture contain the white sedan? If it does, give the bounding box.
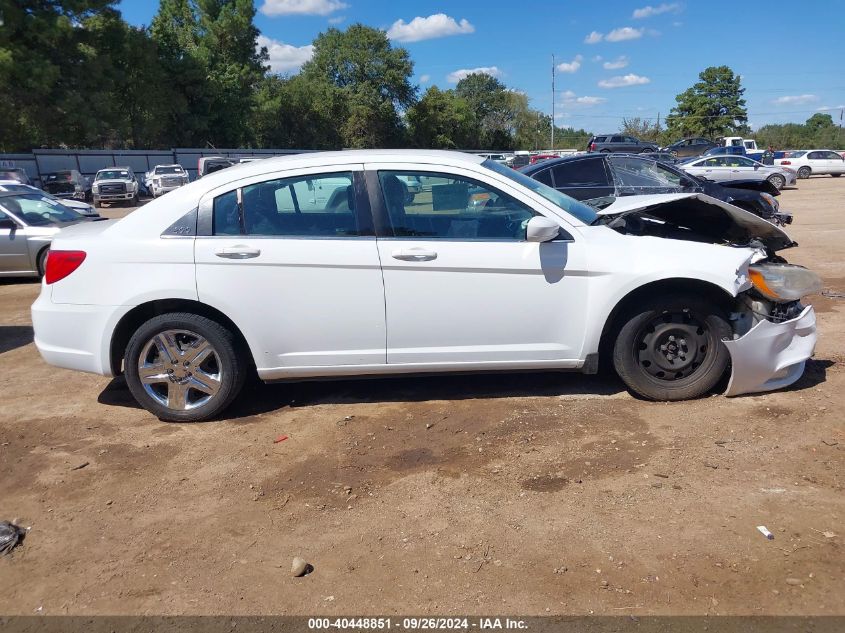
[680,155,796,189]
[32,151,821,422]
[775,150,845,179]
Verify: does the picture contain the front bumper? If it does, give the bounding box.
[723,305,816,396]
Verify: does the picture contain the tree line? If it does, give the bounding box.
[1,3,840,153]
[0,1,590,152]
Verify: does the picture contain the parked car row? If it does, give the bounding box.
[775,150,845,179]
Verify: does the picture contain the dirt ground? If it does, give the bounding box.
[0,178,843,616]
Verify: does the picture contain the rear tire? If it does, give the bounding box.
[612,295,732,401]
[37,248,49,278]
[767,174,785,190]
[832,173,841,178]
[600,149,611,153]
[797,166,811,179]
[124,313,247,422]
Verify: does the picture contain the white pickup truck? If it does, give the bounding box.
[718,137,766,161]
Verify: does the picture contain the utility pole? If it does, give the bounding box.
[551,54,555,150]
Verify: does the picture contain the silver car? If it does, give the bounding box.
[0,181,99,217]
[680,155,797,190]
[0,192,92,277]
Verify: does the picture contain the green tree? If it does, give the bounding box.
[666,66,747,140]
[454,73,517,148]
[301,24,415,148]
[406,87,475,149]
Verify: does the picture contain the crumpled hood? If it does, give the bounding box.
[596,192,795,252]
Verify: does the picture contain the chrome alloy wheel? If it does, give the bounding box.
[137,329,223,411]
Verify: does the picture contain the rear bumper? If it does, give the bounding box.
[723,305,816,396]
[31,289,129,377]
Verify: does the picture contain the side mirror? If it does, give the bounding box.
[526,216,560,242]
[0,218,18,230]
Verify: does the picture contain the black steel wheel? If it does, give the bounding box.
[612,295,731,401]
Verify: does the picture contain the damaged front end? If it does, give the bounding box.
[596,193,821,396]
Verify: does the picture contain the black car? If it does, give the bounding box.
[42,170,91,201]
[520,153,790,225]
[587,134,657,154]
[662,137,717,158]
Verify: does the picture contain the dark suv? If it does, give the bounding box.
[587,134,656,154]
[663,137,716,158]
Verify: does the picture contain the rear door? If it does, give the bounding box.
[725,156,761,181]
[194,165,387,375]
[0,209,31,273]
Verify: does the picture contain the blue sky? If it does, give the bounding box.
[119,0,845,141]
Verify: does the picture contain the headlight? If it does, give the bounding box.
[760,192,779,211]
[92,184,99,192]
[748,263,823,302]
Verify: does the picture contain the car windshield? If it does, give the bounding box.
[155,166,184,174]
[45,172,73,182]
[608,155,689,189]
[0,194,82,225]
[97,170,130,180]
[483,159,598,225]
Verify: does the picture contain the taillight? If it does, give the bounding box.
[780,160,791,165]
[589,143,596,152]
[45,250,86,284]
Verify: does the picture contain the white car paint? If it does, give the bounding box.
[144,164,189,198]
[31,150,816,407]
[681,155,796,187]
[775,150,845,178]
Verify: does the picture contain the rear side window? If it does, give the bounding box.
[551,159,610,187]
[533,168,553,187]
[212,172,360,237]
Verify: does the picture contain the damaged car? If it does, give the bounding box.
[521,153,792,226]
[32,150,820,422]
[42,170,91,201]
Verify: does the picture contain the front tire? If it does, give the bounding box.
[797,166,811,179]
[612,295,731,401]
[832,173,841,178]
[767,174,785,190]
[124,313,247,422]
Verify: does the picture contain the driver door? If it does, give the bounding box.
[365,163,589,366]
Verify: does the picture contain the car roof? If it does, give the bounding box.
[520,153,603,174]
[99,166,131,171]
[195,150,486,184]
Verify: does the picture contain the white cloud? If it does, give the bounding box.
[632,3,681,19]
[584,31,603,44]
[387,14,474,42]
[605,27,644,42]
[603,55,629,70]
[773,94,819,105]
[556,55,583,73]
[419,74,431,83]
[598,73,650,88]
[560,90,607,107]
[258,35,314,73]
[816,104,845,111]
[446,66,502,83]
[260,0,347,16]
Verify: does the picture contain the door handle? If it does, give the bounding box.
[391,248,437,261]
[215,245,261,259]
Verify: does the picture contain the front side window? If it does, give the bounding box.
[378,170,538,240]
[212,172,359,237]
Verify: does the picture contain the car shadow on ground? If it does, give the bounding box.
[0,325,34,355]
[98,370,628,421]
